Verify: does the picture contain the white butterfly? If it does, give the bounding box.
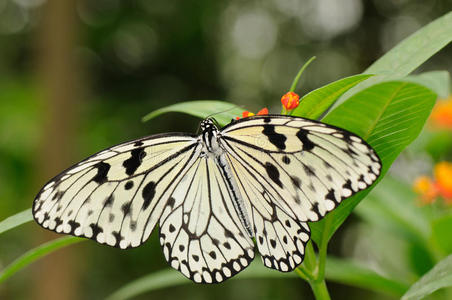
[33,114,381,283]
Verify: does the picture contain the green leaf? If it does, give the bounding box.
[326,257,409,297]
[402,254,452,300]
[290,74,373,119]
[365,12,452,76]
[310,81,436,244]
[106,262,293,300]
[106,257,406,300]
[332,11,452,110]
[0,236,83,284]
[142,100,244,126]
[0,209,33,235]
[431,215,452,254]
[355,176,431,245]
[403,71,450,99]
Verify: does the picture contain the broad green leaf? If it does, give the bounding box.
[106,262,292,300]
[365,12,452,76]
[0,209,33,235]
[326,257,408,297]
[402,255,452,300]
[290,74,373,119]
[332,11,452,110]
[403,71,450,99]
[106,257,406,300]
[355,176,430,245]
[431,215,452,254]
[142,100,244,126]
[0,236,83,284]
[310,81,436,244]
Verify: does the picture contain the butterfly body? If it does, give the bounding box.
[33,115,381,283]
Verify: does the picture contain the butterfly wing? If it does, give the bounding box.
[33,132,255,283]
[159,155,254,283]
[219,115,381,270]
[33,133,201,249]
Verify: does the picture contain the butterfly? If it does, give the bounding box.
[33,114,381,283]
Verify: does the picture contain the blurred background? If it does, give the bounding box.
[0,0,451,299]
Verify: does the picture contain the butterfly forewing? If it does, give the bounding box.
[33,134,200,249]
[220,115,381,223]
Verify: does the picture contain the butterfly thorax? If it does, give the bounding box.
[200,118,221,156]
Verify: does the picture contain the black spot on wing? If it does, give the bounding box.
[282,155,291,164]
[270,239,277,248]
[296,129,314,151]
[92,162,110,184]
[265,162,282,187]
[142,181,156,210]
[262,125,287,150]
[121,202,132,216]
[123,147,146,175]
[125,181,134,190]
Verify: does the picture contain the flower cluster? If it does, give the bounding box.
[236,107,268,120]
[235,91,300,120]
[430,96,452,129]
[413,161,452,205]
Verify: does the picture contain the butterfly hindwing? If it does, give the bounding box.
[159,156,254,283]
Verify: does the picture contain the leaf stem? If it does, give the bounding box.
[316,217,333,280]
[289,56,316,92]
[310,279,331,300]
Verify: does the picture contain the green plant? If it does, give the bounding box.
[1,11,452,300]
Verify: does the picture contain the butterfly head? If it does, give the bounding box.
[200,118,219,132]
[200,118,221,153]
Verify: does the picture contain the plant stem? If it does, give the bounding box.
[294,266,312,281]
[289,56,316,92]
[316,217,333,280]
[309,279,331,300]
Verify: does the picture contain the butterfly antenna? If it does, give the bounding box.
[205,105,244,126]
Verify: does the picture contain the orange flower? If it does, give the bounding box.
[414,161,452,205]
[281,92,300,110]
[430,96,452,129]
[434,162,452,203]
[413,176,438,205]
[236,107,268,120]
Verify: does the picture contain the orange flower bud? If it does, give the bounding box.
[257,107,268,115]
[281,92,300,110]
